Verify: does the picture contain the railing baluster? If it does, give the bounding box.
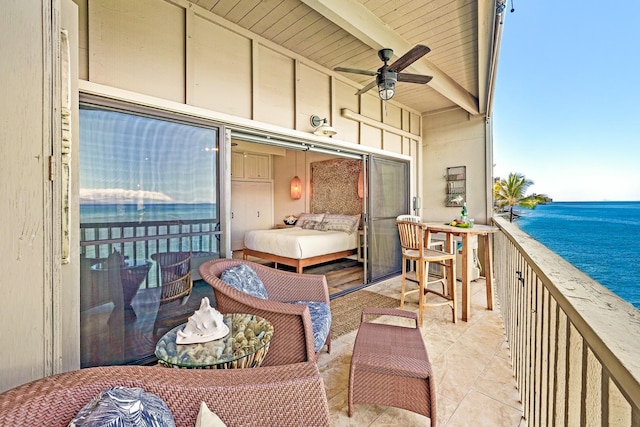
[493,216,639,426]
[81,219,220,260]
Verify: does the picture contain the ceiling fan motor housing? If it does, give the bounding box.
[378,48,394,63]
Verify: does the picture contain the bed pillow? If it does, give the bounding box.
[301,220,326,231]
[68,386,175,426]
[321,214,360,234]
[295,212,325,227]
[220,264,268,299]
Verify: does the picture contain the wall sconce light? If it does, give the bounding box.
[290,175,302,200]
[310,115,337,137]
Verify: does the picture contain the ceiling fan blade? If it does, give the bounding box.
[334,67,377,77]
[355,80,377,96]
[397,73,433,84]
[388,44,431,73]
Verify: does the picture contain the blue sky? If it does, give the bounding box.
[80,109,218,204]
[492,1,640,201]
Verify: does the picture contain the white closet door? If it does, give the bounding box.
[231,181,273,251]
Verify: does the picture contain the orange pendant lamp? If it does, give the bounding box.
[290,176,302,199]
[291,152,303,200]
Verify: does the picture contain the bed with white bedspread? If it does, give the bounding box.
[242,213,360,273]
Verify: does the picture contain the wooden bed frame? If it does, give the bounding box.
[242,247,357,274]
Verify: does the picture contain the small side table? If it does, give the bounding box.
[155,313,273,369]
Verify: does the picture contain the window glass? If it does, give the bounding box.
[79,106,220,367]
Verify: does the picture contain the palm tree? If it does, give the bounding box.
[494,173,550,222]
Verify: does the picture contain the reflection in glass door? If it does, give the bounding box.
[366,156,409,282]
[78,105,221,367]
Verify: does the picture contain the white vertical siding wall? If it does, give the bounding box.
[78,0,422,152]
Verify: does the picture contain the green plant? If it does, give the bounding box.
[493,172,550,222]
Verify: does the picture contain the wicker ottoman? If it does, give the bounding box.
[348,307,436,426]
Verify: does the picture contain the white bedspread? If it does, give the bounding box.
[244,227,358,259]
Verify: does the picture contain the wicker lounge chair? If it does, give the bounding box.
[199,258,331,366]
[0,363,330,426]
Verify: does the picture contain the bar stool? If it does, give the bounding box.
[396,214,446,283]
[396,219,457,324]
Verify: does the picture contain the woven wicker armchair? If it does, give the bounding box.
[0,363,330,427]
[199,259,331,365]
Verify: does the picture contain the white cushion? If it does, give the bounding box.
[195,402,227,427]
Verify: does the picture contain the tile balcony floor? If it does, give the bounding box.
[319,275,526,427]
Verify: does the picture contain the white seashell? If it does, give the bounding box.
[176,297,229,344]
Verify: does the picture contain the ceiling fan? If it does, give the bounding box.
[334,45,433,101]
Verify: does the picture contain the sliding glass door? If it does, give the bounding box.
[366,156,409,282]
[78,105,222,367]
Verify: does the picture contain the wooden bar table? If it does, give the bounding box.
[421,222,498,321]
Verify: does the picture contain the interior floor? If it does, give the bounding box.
[232,251,365,295]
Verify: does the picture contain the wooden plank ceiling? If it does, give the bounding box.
[186,0,500,116]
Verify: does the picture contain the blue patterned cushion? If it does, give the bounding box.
[220,264,268,299]
[69,386,175,426]
[290,301,331,352]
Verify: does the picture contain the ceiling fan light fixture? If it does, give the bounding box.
[334,45,431,100]
[377,71,397,101]
[310,115,337,137]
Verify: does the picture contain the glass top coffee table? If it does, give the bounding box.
[155,313,273,369]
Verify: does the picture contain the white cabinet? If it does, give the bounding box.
[231,152,270,180]
[231,152,245,179]
[231,181,273,251]
[245,154,270,179]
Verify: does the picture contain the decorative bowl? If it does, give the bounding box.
[283,215,298,225]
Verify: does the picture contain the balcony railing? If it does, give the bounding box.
[492,216,640,426]
[80,218,221,288]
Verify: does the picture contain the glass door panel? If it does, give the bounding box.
[79,106,221,367]
[366,156,409,282]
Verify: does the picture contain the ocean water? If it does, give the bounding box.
[80,203,217,223]
[514,201,640,310]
